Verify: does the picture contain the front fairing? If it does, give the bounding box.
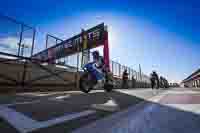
[83,62,96,72]
[82,62,105,81]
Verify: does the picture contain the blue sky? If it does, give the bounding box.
[0,0,200,82]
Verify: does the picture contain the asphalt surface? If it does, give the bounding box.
[2,88,199,133]
[0,88,162,133]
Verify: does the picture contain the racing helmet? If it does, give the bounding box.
[92,50,100,59]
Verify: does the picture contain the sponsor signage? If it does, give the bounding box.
[33,23,106,61]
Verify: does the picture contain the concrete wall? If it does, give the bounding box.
[183,70,200,88]
[183,78,200,88]
[0,60,78,92]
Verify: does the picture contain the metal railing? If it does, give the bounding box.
[0,14,77,92]
[0,13,35,58]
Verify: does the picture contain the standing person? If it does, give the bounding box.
[150,71,159,90]
[150,72,156,90]
[122,69,129,88]
[154,72,159,89]
[160,76,164,88]
[132,76,136,88]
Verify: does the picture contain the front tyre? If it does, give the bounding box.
[79,72,94,93]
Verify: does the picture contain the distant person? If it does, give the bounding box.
[132,76,136,88]
[122,69,129,88]
[150,71,159,90]
[160,76,163,88]
[155,72,159,89]
[150,72,156,90]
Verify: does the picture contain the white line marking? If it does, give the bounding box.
[3,94,71,106]
[54,95,71,99]
[164,104,200,115]
[17,91,83,97]
[148,89,200,103]
[0,105,96,133]
[0,106,39,133]
[48,95,71,101]
[166,90,200,94]
[18,93,57,97]
[33,110,96,132]
[2,100,41,107]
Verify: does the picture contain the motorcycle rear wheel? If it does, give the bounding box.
[104,82,113,92]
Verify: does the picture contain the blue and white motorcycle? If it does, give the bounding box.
[79,62,113,93]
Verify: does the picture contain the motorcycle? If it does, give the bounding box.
[79,62,113,93]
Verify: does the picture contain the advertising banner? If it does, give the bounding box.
[33,23,107,63]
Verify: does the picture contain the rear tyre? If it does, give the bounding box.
[104,72,113,92]
[104,83,113,92]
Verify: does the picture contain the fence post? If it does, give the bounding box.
[76,48,80,90]
[136,71,138,81]
[119,63,121,78]
[21,60,27,89]
[46,34,48,49]
[17,25,24,56]
[112,61,114,74]
[128,67,131,80]
[31,29,36,57]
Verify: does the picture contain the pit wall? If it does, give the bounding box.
[0,59,151,93]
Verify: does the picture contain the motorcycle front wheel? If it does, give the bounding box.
[79,72,96,93]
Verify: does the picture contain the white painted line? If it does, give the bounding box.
[54,95,71,99]
[18,93,57,97]
[33,110,96,132]
[2,100,40,107]
[48,95,71,101]
[164,104,200,115]
[167,90,200,94]
[0,106,39,133]
[18,91,83,97]
[0,105,96,133]
[148,89,200,103]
